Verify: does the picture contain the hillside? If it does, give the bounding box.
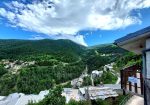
[0,39,130,96]
[0,39,86,95]
[0,39,86,61]
[89,43,127,54]
[0,40,126,61]
[83,43,128,71]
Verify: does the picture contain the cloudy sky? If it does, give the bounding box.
[0,0,150,46]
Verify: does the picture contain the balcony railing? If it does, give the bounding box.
[120,65,143,96]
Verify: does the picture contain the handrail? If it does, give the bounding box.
[121,64,142,71]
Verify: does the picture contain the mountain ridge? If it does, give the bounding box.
[0,39,86,60]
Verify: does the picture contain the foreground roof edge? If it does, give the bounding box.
[114,26,150,44]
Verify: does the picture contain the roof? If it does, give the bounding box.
[92,70,100,75]
[63,88,72,92]
[62,88,83,103]
[114,26,150,44]
[0,90,49,105]
[79,86,118,100]
[103,84,121,90]
[114,26,150,54]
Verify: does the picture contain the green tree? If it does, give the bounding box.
[28,86,66,105]
[82,76,91,86]
[67,99,91,105]
[0,65,7,76]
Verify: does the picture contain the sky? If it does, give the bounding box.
[0,0,150,46]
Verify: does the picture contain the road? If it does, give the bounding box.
[115,73,121,84]
[111,70,121,84]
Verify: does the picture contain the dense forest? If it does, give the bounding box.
[83,43,128,71]
[0,39,140,96]
[0,39,86,95]
[0,39,85,60]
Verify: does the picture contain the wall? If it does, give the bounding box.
[146,38,150,78]
[145,38,150,105]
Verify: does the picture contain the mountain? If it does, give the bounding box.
[0,39,128,96]
[83,43,128,71]
[0,39,87,95]
[0,39,126,60]
[89,43,113,49]
[89,43,127,54]
[90,43,141,72]
[0,39,86,61]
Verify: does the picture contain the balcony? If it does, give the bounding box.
[120,65,143,96]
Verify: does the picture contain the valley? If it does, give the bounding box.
[0,39,141,105]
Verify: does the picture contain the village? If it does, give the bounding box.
[0,60,35,74]
[0,62,122,105]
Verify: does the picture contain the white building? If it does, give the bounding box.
[92,70,103,78]
[104,63,114,71]
[0,90,49,105]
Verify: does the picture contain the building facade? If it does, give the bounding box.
[115,26,150,105]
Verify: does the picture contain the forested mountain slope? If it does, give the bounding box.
[84,43,128,71]
[0,39,86,95]
[0,39,86,61]
[0,39,133,95]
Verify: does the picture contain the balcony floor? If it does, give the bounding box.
[125,95,144,105]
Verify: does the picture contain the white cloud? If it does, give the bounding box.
[29,35,46,40]
[29,34,88,46]
[0,0,150,46]
[51,34,88,46]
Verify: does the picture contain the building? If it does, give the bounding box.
[62,88,85,103]
[91,70,103,78]
[0,90,49,105]
[71,78,83,88]
[79,86,118,100]
[62,86,119,103]
[104,63,114,71]
[71,66,88,88]
[115,26,150,105]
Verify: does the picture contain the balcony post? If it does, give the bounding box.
[144,38,150,105]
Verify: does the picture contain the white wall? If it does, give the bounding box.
[146,38,150,78]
